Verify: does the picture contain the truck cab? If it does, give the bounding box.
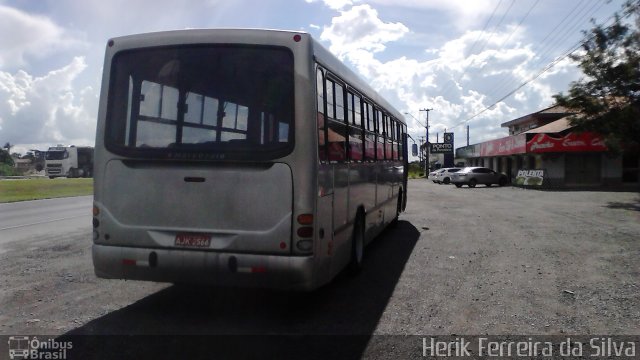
[45,145,93,178]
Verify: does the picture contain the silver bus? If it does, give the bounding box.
[92,29,408,291]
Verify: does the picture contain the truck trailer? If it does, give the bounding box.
[45,145,94,179]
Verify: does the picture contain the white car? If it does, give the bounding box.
[451,167,508,188]
[429,169,445,183]
[435,167,462,184]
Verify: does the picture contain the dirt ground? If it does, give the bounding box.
[0,181,638,358]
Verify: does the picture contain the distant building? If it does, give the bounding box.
[12,158,33,174]
[455,105,640,188]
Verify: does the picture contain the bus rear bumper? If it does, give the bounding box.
[92,244,317,291]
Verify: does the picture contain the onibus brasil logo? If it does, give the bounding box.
[8,336,72,359]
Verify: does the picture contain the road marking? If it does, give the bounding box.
[0,214,90,231]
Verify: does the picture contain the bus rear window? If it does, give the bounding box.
[105,45,294,160]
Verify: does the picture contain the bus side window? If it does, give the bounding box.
[325,77,346,163]
[399,124,405,161]
[390,119,397,160]
[364,102,375,162]
[327,120,347,162]
[348,92,363,162]
[384,114,391,160]
[317,68,327,163]
[325,78,335,120]
[375,109,384,161]
[334,82,345,122]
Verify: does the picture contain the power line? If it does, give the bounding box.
[485,0,606,104]
[447,2,636,133]
[440,0,510,98]
[498,0,541,49]
[467,0,542,99]
[439,0,503,97]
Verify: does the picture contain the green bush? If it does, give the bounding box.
[408,163,424,179]
[0,163,19,176]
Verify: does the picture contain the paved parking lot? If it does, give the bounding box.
[386,179,640,334]
[0,180,638,357]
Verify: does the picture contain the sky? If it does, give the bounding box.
[0,0,627,159]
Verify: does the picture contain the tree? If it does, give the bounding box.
[0,149,14,166]
[553,0,640,153]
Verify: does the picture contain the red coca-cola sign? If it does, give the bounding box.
[526,132,607,153]
[480,134,527,156]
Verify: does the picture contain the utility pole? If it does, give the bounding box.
[467,125,470,146]
[419,108,432,175]
[418,136,424,168]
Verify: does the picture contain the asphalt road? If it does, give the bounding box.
[0,183,639,359]
[0,196,92,251]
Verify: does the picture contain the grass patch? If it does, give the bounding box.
[408,163,425,179]
[0,178,93,203]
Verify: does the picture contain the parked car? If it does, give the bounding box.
[451,167,508,188]
[429,169,445,183]
[435,167,462,184]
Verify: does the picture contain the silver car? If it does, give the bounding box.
[451,167,508,188]
[434,167,462,184]
[429,169,445,183]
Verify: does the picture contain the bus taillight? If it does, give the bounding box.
[297,214,313,225]
[297,227,313,238]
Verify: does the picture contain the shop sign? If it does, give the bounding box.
[527,132,607,153]
[430,132,454,154]
[480,134,527,156]
[456,144,480,158]
[430,143,453,153]
[515,169,545,186]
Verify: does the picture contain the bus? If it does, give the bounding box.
[92,29,408,291]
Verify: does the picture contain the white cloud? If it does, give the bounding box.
[0,5,83,69]
[320,4,409,58]
[305,0,353,10]
[311,0,495,29]
[0,57,97,149]
[316,3,582,148]
[362,0,497,30]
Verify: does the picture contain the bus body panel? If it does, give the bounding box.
[92,244,317,290]
[95,161,293,254]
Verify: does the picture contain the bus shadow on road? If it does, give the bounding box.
[58,220,419,359]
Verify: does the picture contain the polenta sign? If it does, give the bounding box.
[515,169,545,186]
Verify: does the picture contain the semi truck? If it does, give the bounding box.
[45,145,94,179]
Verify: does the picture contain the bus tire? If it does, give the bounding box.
[391,189,403,227]
[348,212,365,274]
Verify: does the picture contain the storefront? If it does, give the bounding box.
[456,126,639,188]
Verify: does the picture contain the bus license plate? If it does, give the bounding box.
[175,233,211,248]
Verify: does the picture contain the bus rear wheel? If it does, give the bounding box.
[391,189,403,227]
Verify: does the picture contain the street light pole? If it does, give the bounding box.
[419,108,432,175]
